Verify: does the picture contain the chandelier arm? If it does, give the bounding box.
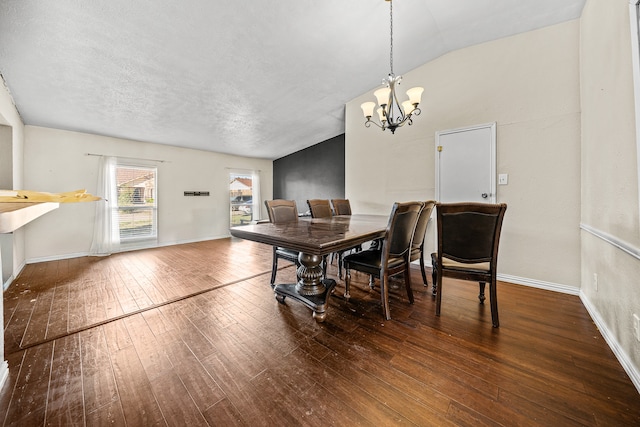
[397,109,420,128]
[364,118,385,130]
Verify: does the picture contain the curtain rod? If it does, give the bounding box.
[85,153,166,163]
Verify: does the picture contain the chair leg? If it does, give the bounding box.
[420,253,428,286]
[435,270,443,317]
[430,253,438,296]
[404,263,414,304]
[369,275,375,289]
[478,282,486,303]
[381,271,391,320]
[490,280,499,327]
[270,247,278,287]
[338,252,344,279]
[344,269,351,300]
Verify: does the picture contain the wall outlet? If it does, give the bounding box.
[498,174,508,185]
[593,273,598,292]
[634,314,640,342]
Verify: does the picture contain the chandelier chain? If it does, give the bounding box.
[389,0,394,76]
[360,0,423,134]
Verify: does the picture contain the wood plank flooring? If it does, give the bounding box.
[2,238,639,426]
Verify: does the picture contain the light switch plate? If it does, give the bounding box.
[498,174,508,185]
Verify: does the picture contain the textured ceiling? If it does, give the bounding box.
[0,0,586,160]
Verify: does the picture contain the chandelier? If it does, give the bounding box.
[360,0,424,134]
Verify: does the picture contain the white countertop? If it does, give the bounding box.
[0,202,60,233]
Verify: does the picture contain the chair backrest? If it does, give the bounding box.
[411,200,436,251]
[331,199,352,216]
[435,202,507,267]
[307,199,333,218]
[265,199,298,223]
[382,201,424,261]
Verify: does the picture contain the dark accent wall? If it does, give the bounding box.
[273,134,345,215]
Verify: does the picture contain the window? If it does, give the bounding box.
[229,171,260,226]
[116,165,157,241]
[90,157,159,256]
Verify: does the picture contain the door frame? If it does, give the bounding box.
[435,122,497,203]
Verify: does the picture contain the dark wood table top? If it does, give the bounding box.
[230,214,388,255]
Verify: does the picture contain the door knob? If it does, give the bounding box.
[481,193,488,198]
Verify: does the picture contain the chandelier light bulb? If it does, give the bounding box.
[406,87,424,105]
[401,100,414,115]
[360,101,376,118]
[374,87,391,107]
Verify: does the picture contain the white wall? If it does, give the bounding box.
[346,20,582,290]
[23,126,273,261]
[0,125,12,285]
[0,76,25,392]
[580,0,640,390]
[0,80,26,281]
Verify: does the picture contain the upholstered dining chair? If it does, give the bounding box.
[264,199,300,287]
[331,198,352,216]
[333,197,376,253]
[331,198,363,260]
[308,199,359,279]
[307,199,334,218]
[409,200,436,288]
[431,202,507,327]
[343,201,423,320]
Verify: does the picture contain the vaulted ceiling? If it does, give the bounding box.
[0,1,586,160]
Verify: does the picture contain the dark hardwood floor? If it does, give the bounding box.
[2,238,639,426]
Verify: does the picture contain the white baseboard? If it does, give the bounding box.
[2,274,13,291]
[26,251,89,264]
[580,291,640,394]
[3,259,25,291]
[423,259,580,295]
[496,273,580,296]
[24,235,231,265]
[0,360,8,393]
[157,234,230,248]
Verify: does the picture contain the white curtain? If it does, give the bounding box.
[89,156,120,256]
[251,170,261,221]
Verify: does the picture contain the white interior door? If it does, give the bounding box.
[435,123,496,203]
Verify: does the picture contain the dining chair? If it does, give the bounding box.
[308,199,359,279]
[409,200,436,288]
[331,197,364,247]
[264,199,300,287]
[431,202,507,327]
[343,201,423,320]
[333,197,378,254]
[307,199,333,218]
[331,198,352,216]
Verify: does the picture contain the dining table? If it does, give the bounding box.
[229,214,389,321]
